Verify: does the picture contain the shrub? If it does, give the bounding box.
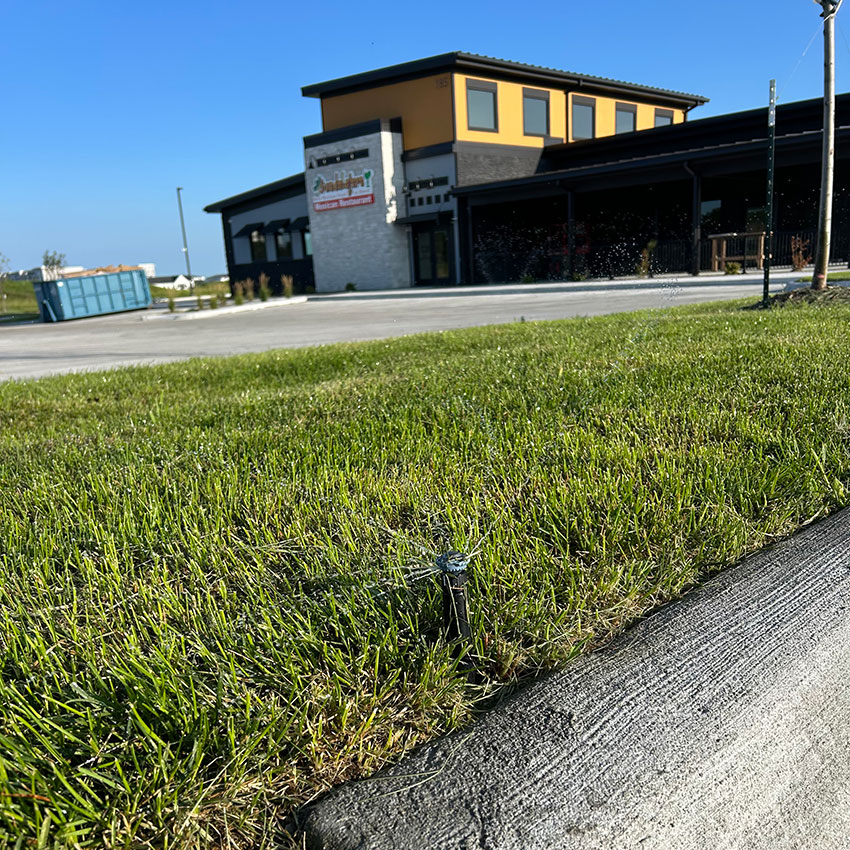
[520,274,535,284]
[791,236,812,272]
[244,278,255,301]
[636,239,658,278]
[196,295,204,310]
[281,274,294,299]
[258,273,270,302]
[210,295,219,309]
[345,281,357,292]
[305,284,316,294]
[167,297,175,313]
[725,262,741,275]
[233,282,244,306]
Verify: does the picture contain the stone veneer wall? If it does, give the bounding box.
[305,121,410,292]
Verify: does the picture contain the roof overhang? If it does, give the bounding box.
[301,52,708,110]
[204,172,306,214]
[454,124,850,205]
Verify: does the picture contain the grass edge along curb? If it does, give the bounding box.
[301,506,850,850]
[1,297,850,847]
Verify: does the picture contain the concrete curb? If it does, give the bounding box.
[308,271,809,302]
[140,296,307,321]
[301,509,850,849]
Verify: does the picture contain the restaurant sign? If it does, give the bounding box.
[312,168,374,211]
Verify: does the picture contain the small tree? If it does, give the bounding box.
[42,250,66,280]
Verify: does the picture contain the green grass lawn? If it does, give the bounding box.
[3,298,850,847]
[0,280,39,322]
[150,282,231,300]
[802,270,850,282]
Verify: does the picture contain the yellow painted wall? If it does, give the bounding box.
[320,71,687,150]
[320,75,454,151]
[568,92,685,142]
[453,73,567,147]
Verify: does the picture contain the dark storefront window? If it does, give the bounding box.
[275,229,292,259]
[615,103,636,134]
[467,79,498,131]
[655,108,674,127]
[250,229,267,262]
[523,88,549,136]
[572,96,595,140]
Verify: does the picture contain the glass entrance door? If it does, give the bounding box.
[413,226,452,286]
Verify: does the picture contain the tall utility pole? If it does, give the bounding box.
[812,0,842,291]
[176,187,194,293]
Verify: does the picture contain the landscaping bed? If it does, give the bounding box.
[2,298,850,846]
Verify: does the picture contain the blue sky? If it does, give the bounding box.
[2,0,848,276]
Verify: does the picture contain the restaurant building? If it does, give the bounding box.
[205,52,850,292]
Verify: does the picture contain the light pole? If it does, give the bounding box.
[176,187,194,293]
[812,0,843,291]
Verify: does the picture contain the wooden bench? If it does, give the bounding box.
[709,231,766,272]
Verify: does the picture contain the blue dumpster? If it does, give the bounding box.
[33,269,152,322]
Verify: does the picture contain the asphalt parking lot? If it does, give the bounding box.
[0,273,803,381]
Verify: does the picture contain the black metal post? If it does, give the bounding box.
[764,80,777,307]
[567,190,576,281]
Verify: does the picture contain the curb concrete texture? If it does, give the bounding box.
[141,296,307,321]
[302,508,850,849]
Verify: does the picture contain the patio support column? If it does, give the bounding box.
[465,202,476,285]
[686,165,702,276]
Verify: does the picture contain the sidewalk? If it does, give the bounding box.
[310,269,809,302]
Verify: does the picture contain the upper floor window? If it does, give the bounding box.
[572,96,595,140]
[615,103,637,134]
[250,229,267,262]
[654,108,674,128]
[466,79,498,132]
[523,88,549,137]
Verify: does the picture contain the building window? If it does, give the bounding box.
[302,230,312,256]
[655,108,674,127]
[275,229,292,260]
[250,229,267,262]
[466,79,498,132]
[523,88,549,137]
[572,96,595,140]
[615,103,637,134]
